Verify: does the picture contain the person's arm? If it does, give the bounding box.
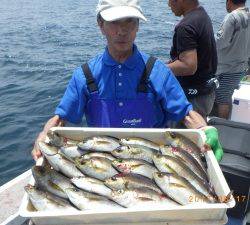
[168,24,198,76]
[216,14,235,50]
[150,60,193,123]
[168,49,197,76]
[31,115,65,160]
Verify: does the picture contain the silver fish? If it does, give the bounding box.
[24,185,77,212]
[110,187,178,208]
[82,152,116,161]
[112,159,158,179]
[153,172,212,205]
[38,142,84,178]
[47,130,79,147]
[104,173,162,193]
[160,146,208,181]
[75,157,118,181]
[78,136,120,152]
[65,188,122,210]
[120,137,160,151]
[152,154,216,201]
[111,145,157,163]
[32,166,74,198]
[71,176,112,198]
[59,146,85,159]
[164,132,206,173]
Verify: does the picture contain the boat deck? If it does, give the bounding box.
[0,170,31,225]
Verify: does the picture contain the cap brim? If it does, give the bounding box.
[100,6,147,22]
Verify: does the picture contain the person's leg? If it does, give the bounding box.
[188,91,215,119]
[215,72,243,119]
[217,104,231,119]
[210,102,218,117]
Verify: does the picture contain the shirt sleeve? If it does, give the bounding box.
[176,25,198,55]
[54,67,87,124]
[150,61,193,122]
[216,14,236,50]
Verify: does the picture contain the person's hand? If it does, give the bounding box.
[32,131,47,161]
[184,110,207,129]
[201,126,224,162]
[31,115,64,161]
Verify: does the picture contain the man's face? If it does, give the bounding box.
[226,0,231,13]
[168,0,183,17]
[99,18,139,54]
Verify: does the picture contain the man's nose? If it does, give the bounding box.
[117,24,129,35]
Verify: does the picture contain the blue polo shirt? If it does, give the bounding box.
[55,45,192,126]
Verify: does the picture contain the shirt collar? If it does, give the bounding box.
[102,44,140,69]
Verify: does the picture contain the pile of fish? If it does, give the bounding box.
[25,130,219,212]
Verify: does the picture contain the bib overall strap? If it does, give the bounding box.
[81,63,98,93]
[137,56,157,93]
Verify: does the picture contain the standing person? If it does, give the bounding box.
[31,0,223,163]
[167,0,218,119]
[215,0,250,119]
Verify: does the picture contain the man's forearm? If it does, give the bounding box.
[168,60,196,76]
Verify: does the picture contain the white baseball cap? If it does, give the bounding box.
[96,0,147,22]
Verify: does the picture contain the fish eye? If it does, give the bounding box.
[116,148,123,153]
[158,172,164,178]
[169,132,176,139]
[117,189,123,194]
[81,160,87,165]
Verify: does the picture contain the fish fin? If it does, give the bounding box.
[138,197,154,202]
[95,168,107,173]
[88,196,105,201]
[169,182,186,189]
[131,149,142,155]
[96,140,113,144]
[48,180,63,191]
[131,164,145,169]
[124,181,130,189]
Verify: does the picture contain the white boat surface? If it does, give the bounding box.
[0,170,31,225]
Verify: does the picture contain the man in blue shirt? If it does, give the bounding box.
[32,0,215,160]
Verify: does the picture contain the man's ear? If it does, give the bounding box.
[98,20,105,35]
[226,0,231,12]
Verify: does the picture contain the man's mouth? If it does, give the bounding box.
[116,40,128,44]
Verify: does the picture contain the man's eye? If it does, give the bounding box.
[127,18,137,24]
[111,21,118,25]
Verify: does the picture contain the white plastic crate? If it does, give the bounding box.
[19,128,235,225]
[231,84,250,124]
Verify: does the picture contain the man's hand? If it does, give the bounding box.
[184,110,207,129]
[202,126,224,162]
[31,115,64,161]
[32,131,47,161]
